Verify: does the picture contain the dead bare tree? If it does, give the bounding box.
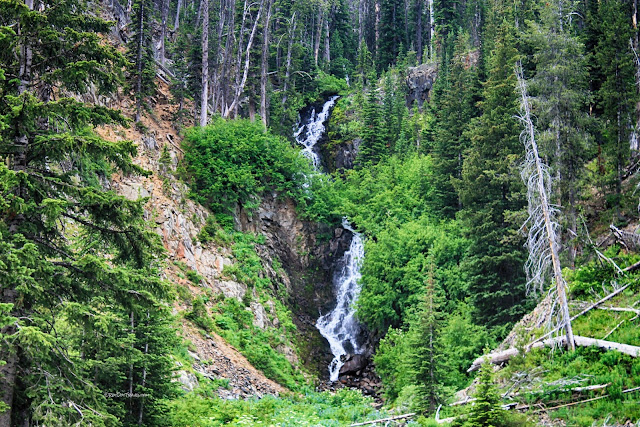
[200,0,209,126]
[280,11,297,111]
[224,0,265,118]
[260,0,273,127]
[516,62,575,351]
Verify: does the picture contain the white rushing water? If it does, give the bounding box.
[317,220,365,381]
[294,96,366,381]
[294,95,339,170]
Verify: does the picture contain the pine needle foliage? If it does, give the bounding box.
[0,1,177,424]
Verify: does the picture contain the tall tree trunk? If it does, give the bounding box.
[160,0,169,65]
[416,0,423,63]
[212,0,226,112]
[175,0,183,30]
[429,0,434,59]
[323,9,330,64]
[137,312,150,425]
[281,12,297,111]
[517,66,575,351]
[221,0,235,114]
[260,0,273,127]
[314,8,324,66]
[200,0,209,126]
[135,0,145,122]
[375,0,380,57]
[225,0,265,118]
[358,0,364,48]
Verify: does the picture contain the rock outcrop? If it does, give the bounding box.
[406,63,437,109]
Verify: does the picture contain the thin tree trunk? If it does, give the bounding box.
[375,0,380,56]
[428,0,434,59]
[135,1,145,122]
[175,0,183,30]
[137,312,150,425]
[260,0,273,127]
[160,0,169,65]
[517,67,575,351]
[225,0,265,118]
[212,0,226,112]
[416,0,423,63]
[314,8,324,66]
[221,0,235,114]
[358,0,364,48]
[323,9,330,64]
[281,12,297,110]
[200,0,209,126]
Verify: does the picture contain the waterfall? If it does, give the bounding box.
[317,220,365,381]
[294,96,339,170]
[294,97,366,381]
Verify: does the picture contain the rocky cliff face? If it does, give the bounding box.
[237,194,354,377]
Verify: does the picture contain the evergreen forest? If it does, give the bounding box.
[2,0,640,425]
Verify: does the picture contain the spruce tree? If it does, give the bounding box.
[526,0,592,265]
[406,264,446,414]
[0,1,177,424]
[128,0,157,122]
[465,362,507,426]
[357,74,387,166]
[456,17,530,328]
[431,33,480,218]
[594,0,637,214]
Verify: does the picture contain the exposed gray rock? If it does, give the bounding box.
[175,370,199,392]
[406,63,437,109]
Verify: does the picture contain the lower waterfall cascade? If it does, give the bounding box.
[294,97,366,381]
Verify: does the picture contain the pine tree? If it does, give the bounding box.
[0,1,177,424]
[594,0,637,214]
[406,264,446,414]
[525,0,592,266]
[357,74,387,166]
[456,17,530,328]
[465,361,507,426]
[128,0,157,122]
[431,33,480,218]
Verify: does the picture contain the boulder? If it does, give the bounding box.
[339,354,368,376]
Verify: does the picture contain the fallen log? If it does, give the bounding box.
[350,413,415,426]
[468,336,640,372]
[530,282,634,347]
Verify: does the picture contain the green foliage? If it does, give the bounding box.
[209,296,304,390]
[182,118,315,214]
[168,387,389,426]
[454,362,512,427]
[357,217,468,333]
[0,1,178,424]
[456,17,531,329]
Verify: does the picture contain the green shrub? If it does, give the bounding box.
[182,118,314,214]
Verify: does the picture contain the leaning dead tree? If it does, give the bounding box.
[516,63,575,351]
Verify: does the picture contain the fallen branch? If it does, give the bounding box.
[468,336,640,372]
[350,413,416,426]
[530,282,634,347]
[598,306,640,314]
[623,258,640,272]
[603,314,639,340]
[531,385,640,413]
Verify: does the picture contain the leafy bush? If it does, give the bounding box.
[167,387,388,426]
[182,118,314,214]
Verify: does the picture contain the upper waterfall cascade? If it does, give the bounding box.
[294,97,366,381]
[294,96,339,170]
